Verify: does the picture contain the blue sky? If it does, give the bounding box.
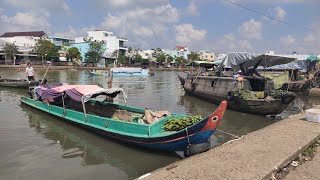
[0,0,319,54]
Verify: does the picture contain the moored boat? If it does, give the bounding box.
[179,52,297,116]
[182,76,295,115]
[0,78,39,88]
[21,84,227,152]
[89,67,150,77]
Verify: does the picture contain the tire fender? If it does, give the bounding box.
[226,91,233,100]
[280,92,296,104]
[184,141,211,157]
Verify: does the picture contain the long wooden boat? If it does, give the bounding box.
[180,75,295,115]
[89,67,150,77]
[21,84,227,152]
[0,78,38,88]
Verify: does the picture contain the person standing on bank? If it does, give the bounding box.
[26,62,35,81]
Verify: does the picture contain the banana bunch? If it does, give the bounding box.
[162,115,202,131]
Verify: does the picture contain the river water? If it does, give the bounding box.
[0,69,307,180]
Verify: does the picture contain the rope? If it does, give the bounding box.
[185,128,191,145]
[224,135,244,145]
[216,129,240,139]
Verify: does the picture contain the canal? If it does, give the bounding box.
[0,69,286,179]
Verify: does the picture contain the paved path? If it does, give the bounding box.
[140,114,320,180]
[284,151,320,180]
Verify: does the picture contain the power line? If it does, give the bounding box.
[223,0,314,32]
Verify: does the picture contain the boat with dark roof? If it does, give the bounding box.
[179,52,297,116]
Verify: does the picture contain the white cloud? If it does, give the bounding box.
[273,7,286,21]
[238,19,263,39]
[186,1,199,16]
[304,34,315,43]
[301,21,320,53]
[4,0,70,12]
[132,26,154,37]
[0,11,50,32]
[54,26,79,39]
[229,0,318,4]
[215,33,253,52]
[95,0,166,8]
[239,40,253,50]
[175,24,207,43]
[99,4,179,48]
[280,34,295,46]
[224,33,235,41]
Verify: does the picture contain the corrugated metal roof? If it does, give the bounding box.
[0,31,46,37]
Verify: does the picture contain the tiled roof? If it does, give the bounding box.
[0,31,46,38]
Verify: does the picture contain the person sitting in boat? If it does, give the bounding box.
[244,67,261,77]
[26,62,35,81]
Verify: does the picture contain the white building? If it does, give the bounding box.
[0,31,47,47]
[199,50,217,61]
[0,31,48,64]
[75,30,128,59]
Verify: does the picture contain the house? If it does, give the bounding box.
[48,36,75,49]
[0,31,47,47]
[74,30,128,65]
[0,31,48,64]
[199,50,217,61]
[175,46,190,59]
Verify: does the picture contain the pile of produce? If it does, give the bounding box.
[233,89,257,100]
[271,90,286,99]
[162,115,202,131]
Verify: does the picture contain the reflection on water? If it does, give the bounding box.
[0,69,313,180]
[21,105,177,179]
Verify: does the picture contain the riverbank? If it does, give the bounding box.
[139,108,320,180]
[0,64,191,71]
[283,141,319,180]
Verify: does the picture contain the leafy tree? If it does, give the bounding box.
[128,47,133,53]
[187,52,200,62]
[67,47,82,61]
[118,55,128,65]
[112,50,118,58]
[85,41,106,66]
[166,55,174,64]
[152,48,163,58]
[156,53,166,65]
[34,39,59,64]
[3,43,18,65]
[176,56,187,67]
[133,53,143,62]
[141,58,149,64]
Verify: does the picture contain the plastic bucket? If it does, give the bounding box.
[305,109,320,123]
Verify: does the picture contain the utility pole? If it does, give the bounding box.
[13,48,15,65]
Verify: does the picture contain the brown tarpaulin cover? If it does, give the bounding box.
[142,108,171,124]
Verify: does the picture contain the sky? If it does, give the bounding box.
[0,0,319,54]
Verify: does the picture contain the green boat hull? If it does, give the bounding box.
[20,97,227,151]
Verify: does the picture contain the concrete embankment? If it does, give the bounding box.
[0,65,101,70]
[140,111,320,180]
[0,65,190,71]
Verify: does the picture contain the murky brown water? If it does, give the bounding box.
[0,69,287,179]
